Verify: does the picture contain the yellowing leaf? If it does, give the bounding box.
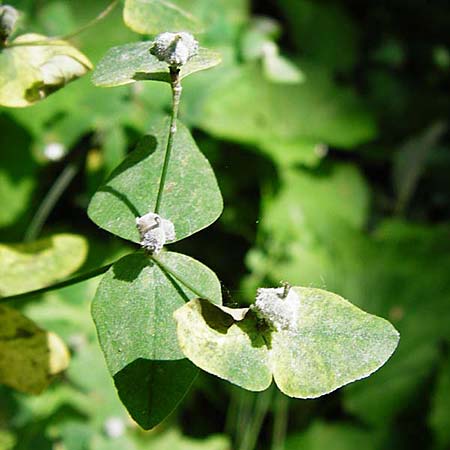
[174,287,399,397]
[0,33,92,107]
[0,305,69,394]
[0,234,88,297]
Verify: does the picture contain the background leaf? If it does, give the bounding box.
[194,63,376,167]
[123,0,203,35]
[0,34,92,107]
[0,234,88,297]
[0,305,69,394]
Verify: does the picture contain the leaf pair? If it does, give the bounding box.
[174,287,400,398]
[88,111,223,429]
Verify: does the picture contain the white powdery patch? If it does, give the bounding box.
[135,211,176,254]
[150,32,199,67]
[251,287,300,331]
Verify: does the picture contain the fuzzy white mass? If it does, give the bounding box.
[252,287,300,331]
[150,32,199,67]
[136,212,176,254]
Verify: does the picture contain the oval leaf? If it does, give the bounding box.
[92,250,222,429]
[88,117,223,244]
[0,234,88,297]
[174,287,400,397]
[123,0,203,35]
[0,34,92,107]
[0,305,69,394]
[92,41,221,87]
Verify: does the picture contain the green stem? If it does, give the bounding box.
[271,391,289,450]
[24,158,81,242]
[236,391,253,449]
[154,68,182,214]
[0,263,113,303]
[239,389,273,450]
[151,254,211,301]
[225,387,240,437]
[8,0,119,47]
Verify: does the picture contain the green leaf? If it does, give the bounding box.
[244,163,370,292]
[195,63,376,166]
[147,429,230,450]
[279,0,360,72]
[123,0,203,35]
[0,234,88,297]
[0,113,38,230]
[393,121,446,214]
[341,221,450,425]
[92,251,222,429]
[285,421,381,450]
[0,305,69,394]
[0,33,92,107]
[92,41,221,87]
[88,117,223,244]
[429,358,450,449]
[174,287,399,397]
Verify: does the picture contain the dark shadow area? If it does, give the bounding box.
[113,358,198,430]
[198,299,270,349]
[199,299,235,334]
[112,251,153,282]
[133,71,169,83]
[99,185,141,217]
[0,113,38,241]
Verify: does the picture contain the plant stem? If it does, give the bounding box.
[239,389,273,450]
[24,158,81,242]
[58,0,119,42]
[271,391,289,450]
[151,254,211,301]
[154,68,182,214]
[8,0,119,47]
[0,263,113,303]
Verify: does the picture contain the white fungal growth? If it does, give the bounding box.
[136,212,176,254]
[251,286,300,331]
[150,32,199,67]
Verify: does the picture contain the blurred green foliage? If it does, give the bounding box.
[0,0,449,449]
